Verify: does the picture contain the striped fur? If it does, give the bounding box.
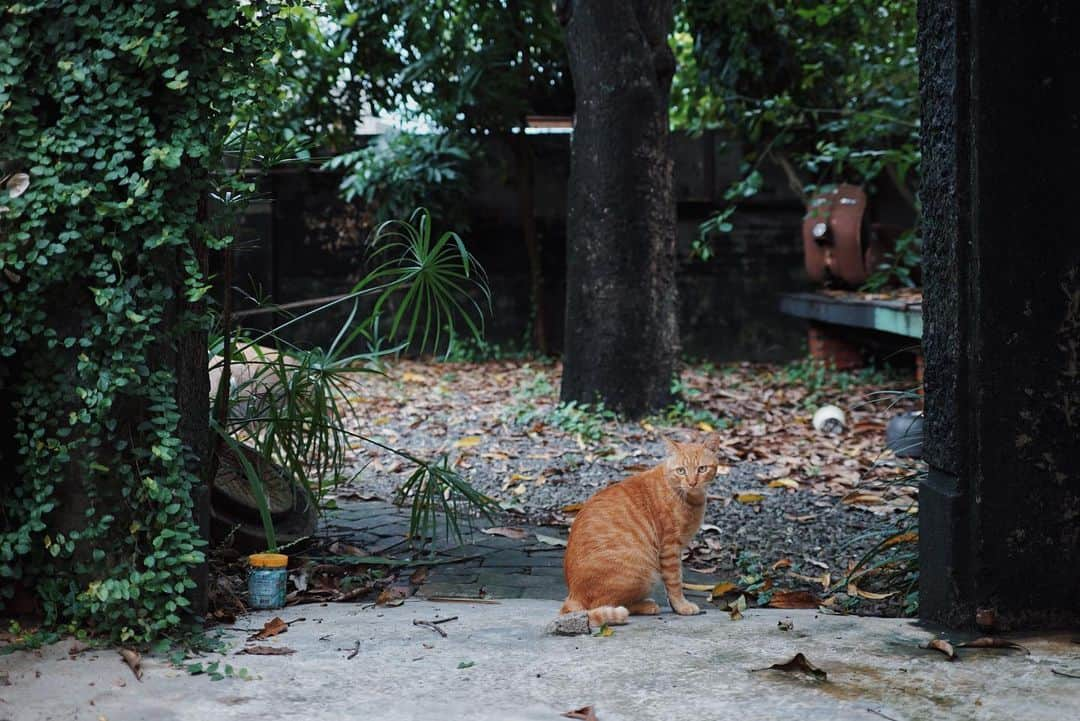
[559,437,721,624]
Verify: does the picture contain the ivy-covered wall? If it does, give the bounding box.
[0,1,269,643]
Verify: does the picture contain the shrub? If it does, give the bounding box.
[0,1,278,644]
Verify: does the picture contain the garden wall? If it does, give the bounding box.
[232,133,811,361]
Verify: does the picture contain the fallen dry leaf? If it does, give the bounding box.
[752,652,827,680]
[728,594,747,621]
[734,493,765,504]
[534,532,568,547]
[767,590,822,609]
[594,624,615,637]
[561,502,584,513]
[452,435,483,449]
[482,526,528,540]
[956,637,1030,654]
[793,572,831,592]
[375,587,408,607]
[847,582,896,601]
[710,582,739,598]
[768,478,799,490]
[881,531,918,549]
[923,638,957,660]
[248,616,289,641]
[238,645,296,656]
[682,583,715,592]
[842,491,884,505]
[562,706,599,721]
[119,648,142,681]
[770,558,792,571]
[328,541,369,558]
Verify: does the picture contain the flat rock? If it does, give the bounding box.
[545,610,590,636]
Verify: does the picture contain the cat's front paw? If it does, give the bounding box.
[672,600,700,616]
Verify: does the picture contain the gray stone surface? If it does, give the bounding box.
[4,602,1078,720]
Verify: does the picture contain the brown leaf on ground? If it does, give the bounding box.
[752,652,827,680]
[561,502,584,513]
[248,616,289,641]
[119,648,143,681]
[734,492,765,504]
[328,541,370,558]
[923,638,957,660]
[956,637,1030,654]
[770,558,792,571]
[709,582,739,599]
[767,590,822,609]
[881,531,918,549]
[375,587,408,607]
[847,583,895,600]
[793,572,831,592]
[409,567,430,585]
[562,705,599,721]
[481,526,529,540]
[238,645,296,656]
[842,491,884,505]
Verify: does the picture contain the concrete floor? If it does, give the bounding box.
[3,601,1078,721]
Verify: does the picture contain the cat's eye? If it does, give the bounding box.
[698,465,712,474]
[675,467,686,475]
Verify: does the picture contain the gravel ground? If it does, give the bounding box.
[332,358,920,614]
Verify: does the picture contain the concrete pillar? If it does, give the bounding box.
[917,1,1080,628]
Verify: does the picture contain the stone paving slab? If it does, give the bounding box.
[316,499,730,606]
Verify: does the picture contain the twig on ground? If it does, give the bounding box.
[413,619,449,637]
[423,596,500,604]
[347,641,360,660]
[867,708,902,721]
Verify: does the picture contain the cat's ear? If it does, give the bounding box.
[661,436,681,455]
[702,432,724,451]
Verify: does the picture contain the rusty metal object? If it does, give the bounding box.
[802,184,898,288]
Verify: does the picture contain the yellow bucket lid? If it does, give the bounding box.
[249,553,288,568]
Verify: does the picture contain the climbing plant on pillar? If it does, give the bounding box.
[0,2,278,643]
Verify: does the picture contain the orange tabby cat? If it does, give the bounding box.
[560,437,720,625]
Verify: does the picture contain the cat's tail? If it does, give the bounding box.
[586,605,630,626]
[560,598,630,626]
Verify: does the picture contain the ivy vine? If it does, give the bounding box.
[0,1,277,643]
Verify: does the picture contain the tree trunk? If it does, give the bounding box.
[559,0,678,417]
